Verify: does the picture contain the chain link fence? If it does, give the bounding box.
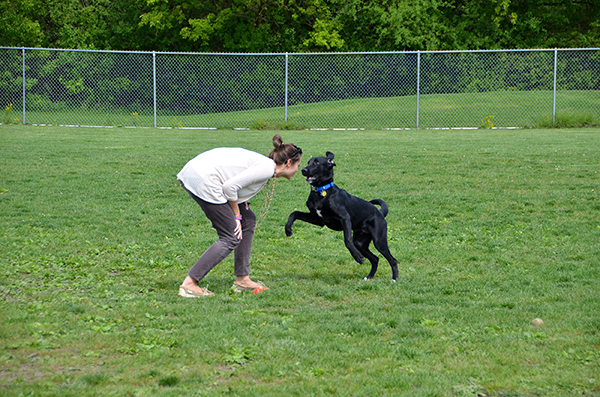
[1,47,599,129]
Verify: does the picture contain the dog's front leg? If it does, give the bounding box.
[340,216,365,264]
[285,211,325,237]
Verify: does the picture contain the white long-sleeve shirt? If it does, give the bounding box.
[177,147,276,204]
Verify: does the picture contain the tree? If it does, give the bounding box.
[329,0,463,51]
[138,0,344,52]
[0,0,44,47]
[488,0,600,48]
[1,0,598,51]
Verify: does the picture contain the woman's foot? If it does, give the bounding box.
[179,276,214,297]
[233,276,269,290]
[179,286,214,297]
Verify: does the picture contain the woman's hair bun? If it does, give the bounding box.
[268,134,299,165]
[272,134,283,149]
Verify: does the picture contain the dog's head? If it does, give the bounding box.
[301,151,336,187]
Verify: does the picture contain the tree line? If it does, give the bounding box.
[2,0,599,53]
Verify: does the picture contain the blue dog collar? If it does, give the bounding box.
[311,182,334,196]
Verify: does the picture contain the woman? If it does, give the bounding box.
[177,134,302,297]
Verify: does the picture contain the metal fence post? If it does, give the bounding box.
[22,48,26,125]
[416,51,420,129]
[285,52,289,122]
[552,49,558,125]
[153,51,157,128]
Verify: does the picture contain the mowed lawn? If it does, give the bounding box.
[0,125,599,396]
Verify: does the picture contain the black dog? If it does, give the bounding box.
[285,151,399,281]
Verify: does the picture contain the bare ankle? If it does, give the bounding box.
[182,276,198,288]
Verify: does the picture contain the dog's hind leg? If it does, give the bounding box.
[353,232,379,280]
[384,252,399,282]
[363,250,379,280]
[373,243,398,281]
[371,227,399,281]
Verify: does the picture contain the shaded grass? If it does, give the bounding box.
[0,125,599,396]
[21,89,600,129]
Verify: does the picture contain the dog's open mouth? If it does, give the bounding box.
[306,176,317,184]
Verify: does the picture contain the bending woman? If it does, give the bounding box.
[177,134,302,297]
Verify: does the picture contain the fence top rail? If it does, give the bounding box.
[1,46,600,56]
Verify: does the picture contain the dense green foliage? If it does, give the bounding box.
[1,126,599,395]
[2,0,599,52]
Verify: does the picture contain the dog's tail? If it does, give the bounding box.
[370,199,389,217]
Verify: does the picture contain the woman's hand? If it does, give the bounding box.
[228,200,243,239]
[234,218,242,239]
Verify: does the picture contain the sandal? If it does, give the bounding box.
[178,286,214,298]
[231,281,269,293]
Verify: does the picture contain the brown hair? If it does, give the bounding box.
[268,134,302,165]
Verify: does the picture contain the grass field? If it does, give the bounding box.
[14,89,600,130]
[1,125,599,396]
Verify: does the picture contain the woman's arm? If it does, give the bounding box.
[222,162,275,203]
[228,200,243,239]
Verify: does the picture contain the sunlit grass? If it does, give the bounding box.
[1,125,599,396]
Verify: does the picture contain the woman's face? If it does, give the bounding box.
[279,156,302,180]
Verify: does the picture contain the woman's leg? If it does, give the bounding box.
[233,203,256,278]
[185,192,240,283]
[233,203,268,290]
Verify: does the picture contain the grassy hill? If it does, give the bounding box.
[18,89,600,129]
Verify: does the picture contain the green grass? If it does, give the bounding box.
[19,89,600,129]
[1,125,599,396]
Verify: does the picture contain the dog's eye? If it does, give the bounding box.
[313,160,319,165]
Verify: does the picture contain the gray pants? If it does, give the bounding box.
[184,188,256,282]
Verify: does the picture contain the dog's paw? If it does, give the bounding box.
[284,227,293,237]
[391,279,397,283]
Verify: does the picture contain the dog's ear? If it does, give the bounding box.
[326,151,336,166]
